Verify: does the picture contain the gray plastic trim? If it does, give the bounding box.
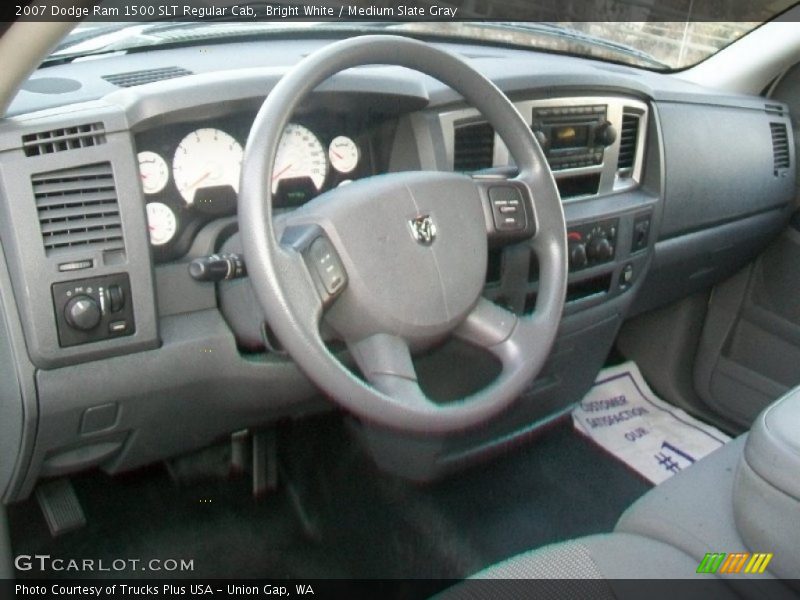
[0,235,38,504]
[0,504,11,579]
[0,103,159,369]
[656,100,794,240]
[17,309,321,499]
[438,96,649,199]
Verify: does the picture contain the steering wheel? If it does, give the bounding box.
[238,35,566,434]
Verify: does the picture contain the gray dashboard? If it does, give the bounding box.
[0,36,795,496]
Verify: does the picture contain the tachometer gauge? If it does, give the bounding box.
[146,202,177,246]
[172,128,243,205]
[137,151,169,195]
[271,123,328,194]
[328,136,359,174]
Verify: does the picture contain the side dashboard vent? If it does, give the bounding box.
[32,162,124,256]
[770,122,790,172]
[617,112,640,172]
[454,122,495,171]
[102,66,192,88]
[22,122,105,157]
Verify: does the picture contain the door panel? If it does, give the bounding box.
[695,228,800,425]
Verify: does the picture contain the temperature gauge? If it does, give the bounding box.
[328,136,359,174]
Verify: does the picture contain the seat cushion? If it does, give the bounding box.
[736,389,800,582]
[743,386,800,501]
[439,532,738,599]
[615,436,753,566]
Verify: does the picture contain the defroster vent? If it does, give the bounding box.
[32,162,124,256]
[103,66,192,88]
[454,122,495,172]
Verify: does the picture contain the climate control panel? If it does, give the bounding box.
[52,273,135,347]
[567,219,619,271]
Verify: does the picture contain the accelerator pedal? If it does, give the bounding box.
[35,478,86,537]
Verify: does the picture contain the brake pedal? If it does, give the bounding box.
[252,429,278,497]
[35,478,86,537]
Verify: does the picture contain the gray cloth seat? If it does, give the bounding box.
[441,397,800,599]
[443,532,740,600]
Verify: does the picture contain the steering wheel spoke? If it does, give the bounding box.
[348,334,430,409]
[473,178,537,247]
[280,223,348,307]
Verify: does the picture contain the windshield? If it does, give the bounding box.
[48,0,799,71]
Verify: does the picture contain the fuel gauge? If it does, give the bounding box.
[146,202,177,246]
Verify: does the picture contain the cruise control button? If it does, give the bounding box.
[308,237,346,296]
[488,186,526,232]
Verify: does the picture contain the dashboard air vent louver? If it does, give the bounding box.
[770,122,790,172]
[102,66,192,88]
[22,122,105,157]
[617,112,640,172]
[765,103,785,116]
[454,122,495,172]
[32,162,124,256]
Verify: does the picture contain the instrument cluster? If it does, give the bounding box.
[134,112,373,263]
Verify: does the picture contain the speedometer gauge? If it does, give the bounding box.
[172,128,243,205]
[271,123,328,194]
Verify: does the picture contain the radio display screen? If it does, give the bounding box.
[551,124,590,149]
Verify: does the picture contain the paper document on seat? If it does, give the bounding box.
[572,361,731,484]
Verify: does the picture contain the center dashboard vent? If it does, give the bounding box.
[770,122,790,173]
[22,122,105,157]
[102,66,192,88]
[617,111,640,173]
[32,162,125,256]
[453,122,495,172]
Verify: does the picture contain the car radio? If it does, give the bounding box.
[531,105,617,169]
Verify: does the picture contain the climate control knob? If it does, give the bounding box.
[569,243,588,269]
[587,237,614,262]
[64,295,101,331]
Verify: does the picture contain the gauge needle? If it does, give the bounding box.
[331,150,343,159]
[186,171,211,190]
[272,163,293,181]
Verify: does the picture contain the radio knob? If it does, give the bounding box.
[533,129,549,151]
[569,243,588,269]
[64,295,101,331]
[595,121,617,147]
[587,237,614,262]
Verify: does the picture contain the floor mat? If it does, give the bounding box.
[9,414,651,584]
[572,361,731,484]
